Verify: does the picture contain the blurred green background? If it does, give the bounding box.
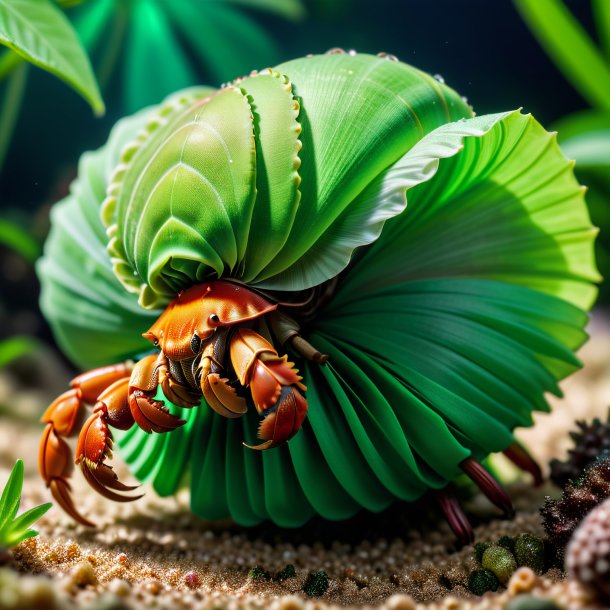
[0,0,607,366]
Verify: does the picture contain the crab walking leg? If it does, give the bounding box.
[155,353,201,409]
[75,378,142,506]
[268,310,329,364]
[38,363,136,526]
[198,329,248,419]
[461,457,515,517]
[503,442,543,486]
[128,353,186,433]
[230,328,308,450]
[435,486,475,545]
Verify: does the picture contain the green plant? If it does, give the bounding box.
[0,336,40,369]
[0,0,304,173]
[0,0,102,170]
[0,460,51,550]
[515,0,610,299]
[71,0,305,113]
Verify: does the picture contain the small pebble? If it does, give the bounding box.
[302,570,329,596]
[70,560,98,588]
[508,567,538,596]
[145,579,162,595]
[184,571,201,589]
[107,579,131,597]
[514,534,545,573]
[275,564,296,582]
[385,593,417,610]
[482,545,517,584]
[273,595,305,610]
[505,595,563,610]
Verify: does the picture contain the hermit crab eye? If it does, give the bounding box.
[190,332,201,354]
[153,339,159,347]
[209,313,220,325]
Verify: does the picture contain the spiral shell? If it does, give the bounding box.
[38,53,599,526]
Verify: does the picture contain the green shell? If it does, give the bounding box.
[37,52,599,527]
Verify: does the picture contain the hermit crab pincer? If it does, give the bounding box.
[37,51,599,542]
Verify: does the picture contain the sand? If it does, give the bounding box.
[0,314,609,610]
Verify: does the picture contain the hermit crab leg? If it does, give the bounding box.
[198,329,248,418]
[435,486,475,545]
[267,310,329,364]
[75,377,142,503]
[38,363,138,526]
[230,328,308,450]
[155,353,201,409]
[460,458,514,517]
[128,354,186,433]
[503,442,543,486]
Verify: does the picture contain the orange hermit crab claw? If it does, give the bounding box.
[128,390,185,433]
[39,423,95,527]
[244,386,308,451]
[76,410,142,504]
[80,463,142,503]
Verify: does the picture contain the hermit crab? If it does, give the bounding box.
[37,51,599,542]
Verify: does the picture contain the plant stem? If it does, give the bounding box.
[0,51,22,81]
[0,63,28,175]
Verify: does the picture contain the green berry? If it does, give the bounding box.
[497,535,515,553]
[474,542,490,563]
[275,564,296,582]
[467,569,499,595]
[514,533,545,573]
[481,545,517,584]
[303,570,329,596]
[248,566,271,581]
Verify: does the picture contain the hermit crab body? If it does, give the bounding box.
[38,51,599,541]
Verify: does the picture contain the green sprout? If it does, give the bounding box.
[0,460,51,550]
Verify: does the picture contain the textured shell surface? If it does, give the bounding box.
[102,54,472,308]
[38,52,600,527]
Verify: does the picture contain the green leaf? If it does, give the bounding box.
[227,0,305,21]
[0,460,23,533]
[0,0,104,114]
[4,502,51,545]
[0,336,39,369]
[123,0,198,112]
[165,0,279,84]
[554,109,610,169]
[0,218,40,262]
[593,0,610,61]
[514,0,610,110]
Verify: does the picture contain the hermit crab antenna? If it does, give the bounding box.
[435,487,475,545]
[503,442,543,487]
[461,458,514,517]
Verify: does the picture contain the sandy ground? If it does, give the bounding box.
[0,314,609,610]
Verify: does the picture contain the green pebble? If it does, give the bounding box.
[303,570,329,596]
[275,564,296,581]
[514,533,545,573]
[474,542,490,563]
[481,545,517,584]
[505,595,563,610]
[467,569,499,596]
[497,535,515,553]
[248,565,271,581]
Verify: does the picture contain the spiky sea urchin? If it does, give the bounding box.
[566,496,610,603]
[550,409,610,488]
[541,457,610,558]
